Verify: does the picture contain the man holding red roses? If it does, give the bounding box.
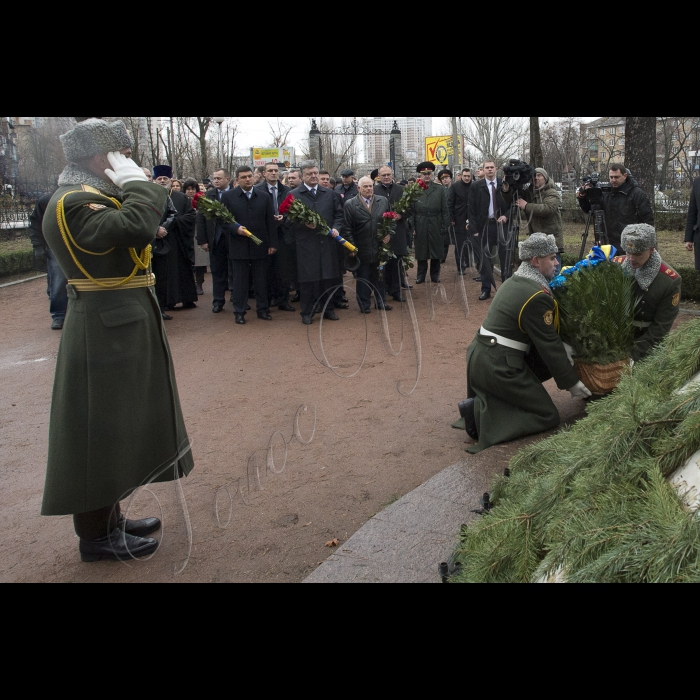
[342,177,394,314]
[285,162,345,325]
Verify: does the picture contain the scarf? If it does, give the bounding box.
[622,250,662,291]
[58,163,123,200]
[515,260,552,292]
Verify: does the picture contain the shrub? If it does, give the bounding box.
[0,250,34,277]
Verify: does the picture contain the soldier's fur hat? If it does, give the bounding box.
[60,119,126,162]
[621,224,657,254]
[109,121,134,151]
[519,233,558,261]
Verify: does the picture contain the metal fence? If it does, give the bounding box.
[0,198,34,231]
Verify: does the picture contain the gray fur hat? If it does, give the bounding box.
[109,121,134,151]
[60,118,124,162]
[520,233,558,261]
[621,223,657,254]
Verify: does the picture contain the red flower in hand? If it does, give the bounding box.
[383,212,400,220]
[417,180,429,190]
[192,192,204,209]
[279,193,295,215]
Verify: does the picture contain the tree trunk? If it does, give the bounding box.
[625,117,657,202]
[530,117,544,169]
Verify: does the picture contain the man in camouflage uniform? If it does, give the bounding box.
[461,234,592,454]
[613,224,682,364]
[41,119,194,563]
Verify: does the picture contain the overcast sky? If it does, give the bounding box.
[232,117,600,152]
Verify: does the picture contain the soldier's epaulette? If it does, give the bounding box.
[81,185,101,195]
[613,256,627,264]
[541,286,551,295]
[660,263,679,280]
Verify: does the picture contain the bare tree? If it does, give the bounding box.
[626,117,657,202]
[301,118,359,175]
[461,117,526,166]
[267,119,294,149]
[657,117,698,189]
[530,117,544,169]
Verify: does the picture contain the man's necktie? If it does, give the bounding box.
[310,188,317,199]
[490,181,499,219]
[246,191,252,200]
[271,187,278,213]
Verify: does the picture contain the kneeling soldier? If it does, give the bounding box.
[613,224,682,364]
[41,119,194,563]
[461,234,592,454]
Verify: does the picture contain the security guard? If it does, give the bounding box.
[461,234,592,454]
[41,119,194,563]
[613,224,682,363]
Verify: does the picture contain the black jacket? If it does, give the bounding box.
[170,189,197,264]
[286,186,344,283]
[686,178,700,243]
[221,187,278,260]
[448,179,472,229]
[196,187,230,250]
[335,182,359,205]
[468,178,510,236]
[28,193,53,250]
[579,176,654,247]
[342,195,392,263]
[374,182,408,256]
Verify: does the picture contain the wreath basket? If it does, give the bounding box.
[575,358,631,395]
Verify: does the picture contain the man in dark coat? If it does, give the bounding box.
[41,119,193,563]
[578,164,654,253]
[448,168,474,275]
[335,169,359,205]
[343,177,394,313]
[468,159,511,300]
[286,162,345,325]
[414,162,450,284]
[222,166,278,324]
[29,190,68,330]
[461,234,591,454]
[685,176,700,271]
[153,165,198,311]
[375,166,411,303]
[196,168,232,313]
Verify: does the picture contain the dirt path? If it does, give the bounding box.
[0,259,593,583]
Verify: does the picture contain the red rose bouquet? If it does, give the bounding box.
[377,212,399,279]
[393,179,429,216]
[279,194,359,254]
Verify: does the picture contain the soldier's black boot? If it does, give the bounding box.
[459,399,479,441]
[117,515,162,539]
[79,528,159,563]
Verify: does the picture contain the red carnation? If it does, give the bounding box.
[279,193,295,215]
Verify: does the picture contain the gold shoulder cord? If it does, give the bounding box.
[56,190,152,289]
[519,291,560,334]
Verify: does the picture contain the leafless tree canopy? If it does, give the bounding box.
[460,117,527,166]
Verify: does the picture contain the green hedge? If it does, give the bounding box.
[0,250,34,277]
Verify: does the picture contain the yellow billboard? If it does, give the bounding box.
[425,136,463,167]
[252,148,295,168]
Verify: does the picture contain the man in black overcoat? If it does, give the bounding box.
[375,166,411,302]
[196,168,232,313]
[685,176,700,271]
[468,159,511,300]
[222,166,278,324]
[286,162,345,325]
[255,162,294,311]
[448,168,474,275]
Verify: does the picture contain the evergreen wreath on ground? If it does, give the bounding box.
[453,319,700,584]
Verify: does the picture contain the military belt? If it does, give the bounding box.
[633,321,652,329]
[67,273,156,292]
[480,327,531,353]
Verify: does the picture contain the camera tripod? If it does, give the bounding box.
[502,191,524,281]
[579,204,610,260]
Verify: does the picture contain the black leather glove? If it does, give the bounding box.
[33,246,48,273]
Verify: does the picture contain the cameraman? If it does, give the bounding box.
[503,168,564,265]
[578,163,654,252]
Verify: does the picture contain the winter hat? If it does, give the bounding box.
[621,224,657,253]
[60,119,124,162]
[520,233,558,261]
[153,165,174,180]
[109,121,134,151]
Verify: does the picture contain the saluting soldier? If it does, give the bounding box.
[413,162,450,285]
[41,119,194,563]
[613,224,682,364]
[461,234,592,454]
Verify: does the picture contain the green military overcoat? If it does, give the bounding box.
[413,182,450,261]
[466,276,580,454]
[613,256,682,362]
[41,179,195,516]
